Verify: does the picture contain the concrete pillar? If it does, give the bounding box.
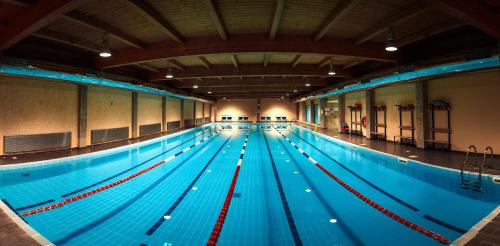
[338,94,345,133]
[415,81,429,148]
[319,98,327,128]
[77,85,88,147]
[131,92,138,138]
[202,102,205,123]
[162,96,167,132]
[209,104,212,122]
[256,98,261,121]
[193,101,197,126]
[365,89,375,139]
[180,99,185,128]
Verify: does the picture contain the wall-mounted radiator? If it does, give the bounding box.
[139,123,161,137]
[4,132,71,154]
[91,127,129,145]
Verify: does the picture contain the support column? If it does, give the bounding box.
[131,92,138,138]
[78,85,88,147]
[180,99,185,128]
[365,89,375,139]
[310,99,315,124]
[209,104,213,122]
[415,81,429,148]
[295,102,299,121]
[256,98,261,121]
[193,101,197,126]
[319,98,327,128]
[338,94,345,133]
[162,96,167,132]
[202,102,205,123]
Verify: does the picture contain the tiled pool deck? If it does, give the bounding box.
[0,122,498,245]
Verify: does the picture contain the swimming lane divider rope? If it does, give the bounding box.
[271,126,450,245]
[206,130,250,246]
[21,129,222,217]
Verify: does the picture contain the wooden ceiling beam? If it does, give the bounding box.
[0,0,35,7]
[355,4,432,46]
[398,22,466,47]
[148,64,346,81]
[204,0,228,40]
[427,0,500,39]
[230,54,239,68]
[290,54,303,67]
[170,79,328,88]
[97,34,395,68]
[343,60,365,69]
[124,0,183,43]
[317,56,332,67]
[269,0,286,39]
[31,30,100,53]
[0,0,85,50]
[198,56,212,69]
[134,64,158,72]
[168,59,185,70]
[62,11,145,49]
[313,0,360,41]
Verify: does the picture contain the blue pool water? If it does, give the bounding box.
[0,124,499,245]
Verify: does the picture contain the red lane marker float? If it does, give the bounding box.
[206,131,249,246]
[273,126,450,245]
[22,130,221,217]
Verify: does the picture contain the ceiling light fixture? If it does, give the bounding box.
[293,89,298,93]
[165,62,174,79]
[305,83,311,87]
[99,33,111,58]
[208,91,212,94]
[328,61,336,76]
[193,84,199,89]
[385,30,398,52]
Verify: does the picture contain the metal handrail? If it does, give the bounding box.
[478,146,494,188]
[461,145,477,187]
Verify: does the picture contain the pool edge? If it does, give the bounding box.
[0,199,53,246]
[451,204,500,245]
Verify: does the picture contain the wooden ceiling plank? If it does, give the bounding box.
[62,11,145,49]
[97,35,395,68]
[398,22,466,47]
[429,0,500,39]
[355,4,432,46]
[269,0,286,39]
[0,0,35,7]
[204,0,227,40]
[135,64,158,72]
[291,54,303,67]
[31,29,100,53]
[313,0,360,41]
[0,0,86,50]
[124,0,184,43]
[343,59,365,69]
[198,56,212,69]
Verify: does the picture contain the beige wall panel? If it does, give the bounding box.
[0,76,78,155]
[216,99,257,121]
[261,99,297,121]
[345,91,367,136]
[183,99,194,119]
[137,92,162,129]
[374,83,416,141]
[87,86,132,145]
[427,70,500,151]
[298,102,304,122]
[195,101,203,118]
[166,97,181,122]
[203,103,211,117]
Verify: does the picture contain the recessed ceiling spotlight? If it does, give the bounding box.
[385,31,398,52]
[293,89,298,93]
[223,97,226,100]
[208,91,212,94]
[193,84,199,89]
[286,93,290,96]
[305,83,311,87]
[99,33,111,58]
[281,96,285,99]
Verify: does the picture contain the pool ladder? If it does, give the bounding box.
[460,145,494,191]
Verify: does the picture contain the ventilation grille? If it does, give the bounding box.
[140,123,161,137]
[184,119,194,127]
[195,118,204,125]
[167,121,180,130]
[4,132,71,154]
[91,127,129,145]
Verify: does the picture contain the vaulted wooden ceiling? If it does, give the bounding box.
[1,0,498,100]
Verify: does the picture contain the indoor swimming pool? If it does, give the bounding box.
[0,124,498,246]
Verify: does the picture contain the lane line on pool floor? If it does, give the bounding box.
[145,133,234,236]
[287,126,469,234]
[284,127,419,212]
[13,128,214,212]
[21,129,223,217]
[272,125,451,245]
[262,131,303,245]
[206,130,250,246]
